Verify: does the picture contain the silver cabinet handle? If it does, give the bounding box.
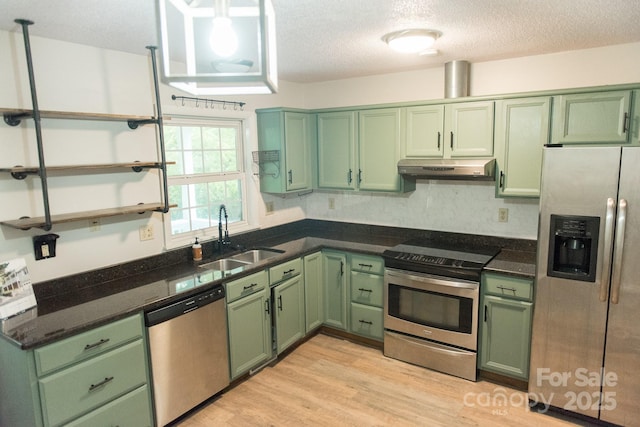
[611,199,627,304]
[600,198,616,302]
[84,338,110,351]
[497,285,516,295]
[89,376,114,392]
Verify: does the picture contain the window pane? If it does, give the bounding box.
[220,127,236,149]
[166,151,184,176]
[164,126,182,150]
[169,185,189,209]
[203,150,222,173]
[221,150,238,172]
[190,183,209,207]
[203,127,221,149]
[208,181,226,205]
[170,209,190,234]
[190,207,209,231]
[183,150,204,174]
[182,127,202,149]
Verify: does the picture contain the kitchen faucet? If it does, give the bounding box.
[218,204,231,254]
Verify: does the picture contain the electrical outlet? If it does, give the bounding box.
[328,197,335,210]
[265,201,274,215]
[498,208,509,223]
[139,224,154,241]
[89,219,101,232]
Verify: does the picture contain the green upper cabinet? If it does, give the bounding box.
[404,101,494,159]
[494,97,551,198]
[405,105,445,157]
[317,111,358,190]
[551,90,632,145]
[358,108,406,192]
[316,108,414,193]
[256,109,316,193]
[445,101,495,157]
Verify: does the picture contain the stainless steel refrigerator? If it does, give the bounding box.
[529,146,640,425]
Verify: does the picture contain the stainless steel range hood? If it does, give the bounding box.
[397,158,496,181]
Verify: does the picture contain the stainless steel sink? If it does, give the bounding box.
[198,248,284,274]
[229,248,284,264]
[198,258,251,271]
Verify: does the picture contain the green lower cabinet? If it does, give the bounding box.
[479,294,533,380]
[64,385,152,427]
[227,286,272,379]
[304,252,324,333]
[0,313,152,427]
[350,303,383,340]
[274,275,306,354]
[323,251,348,330]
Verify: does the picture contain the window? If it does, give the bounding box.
[164,119,246,245]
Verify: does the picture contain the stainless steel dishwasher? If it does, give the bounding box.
[145,284,229,426]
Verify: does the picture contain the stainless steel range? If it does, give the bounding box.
[382,238,500,381]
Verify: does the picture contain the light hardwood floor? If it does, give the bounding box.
[176,334,597,426]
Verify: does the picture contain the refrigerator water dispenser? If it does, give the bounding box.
[547,214,599,282]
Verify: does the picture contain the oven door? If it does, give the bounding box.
[384,268,479,351]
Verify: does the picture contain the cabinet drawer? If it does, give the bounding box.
[350,254,384,275]
[64,384,152,427]
[350,272,383,307]
[39,340,147,427]
[483,273,533,301]
[350,303,383,340]
[226,270,268,303]
[34,314,143,376]
[269,258,302,285]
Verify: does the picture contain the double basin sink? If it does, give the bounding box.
[198,248,284,274]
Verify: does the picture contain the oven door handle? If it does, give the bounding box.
[385,268,479,291]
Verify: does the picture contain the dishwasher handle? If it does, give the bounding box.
[145,285,225,327]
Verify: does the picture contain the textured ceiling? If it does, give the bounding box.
[1,0,640,83]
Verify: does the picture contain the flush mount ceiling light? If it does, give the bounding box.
[157,0,278,95]
[382,29,441,54]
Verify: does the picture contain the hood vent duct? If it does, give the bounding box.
[398,158,496,181]
[445,60,470,98]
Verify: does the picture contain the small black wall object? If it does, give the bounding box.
[33,234,60,260]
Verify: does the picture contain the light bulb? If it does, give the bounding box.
[210,17,238,58]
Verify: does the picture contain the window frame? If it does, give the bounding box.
[162,116,250,249]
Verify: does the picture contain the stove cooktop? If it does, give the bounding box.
[382,238,501,281]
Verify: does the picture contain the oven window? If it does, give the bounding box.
[387,284,474,334]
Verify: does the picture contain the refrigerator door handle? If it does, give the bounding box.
[600,198,617,302]
[610,199,627,304]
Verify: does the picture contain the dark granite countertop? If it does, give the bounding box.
[485,249,537,278]
[0,219,536,350]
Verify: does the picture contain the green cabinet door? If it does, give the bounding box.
[358,108,402,191]
[551,91,632,144]
[274,275,305,354]
[227,287,272,379]
[445,101,494,158]
[480,295,533,380]
[256,109,314,193]
[304,252,324,333]
[284,112,312,191]
[405,105,445,157]
[317,111,357,189]
[323,251,348,330]
[494,97,551,198]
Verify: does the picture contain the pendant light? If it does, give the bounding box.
[157,0,278,95]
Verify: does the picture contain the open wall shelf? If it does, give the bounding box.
[0,20,171,231]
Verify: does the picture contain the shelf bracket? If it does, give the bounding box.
[127,118,158,130]
[4,112,32,126]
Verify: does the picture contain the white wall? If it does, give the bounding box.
[0,27,639,282]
